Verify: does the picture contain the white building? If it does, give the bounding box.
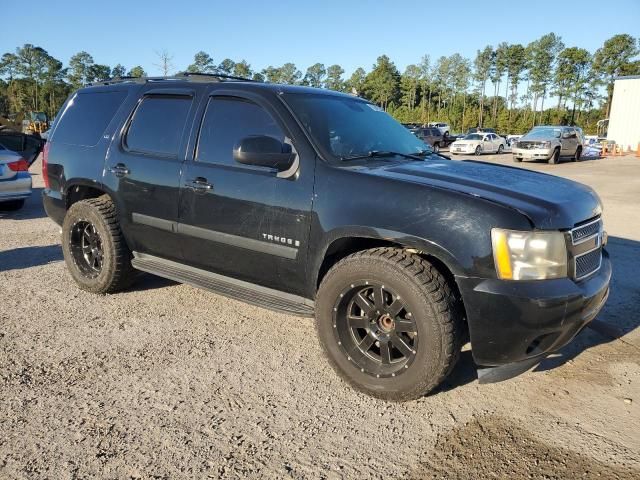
[607,76,640,150]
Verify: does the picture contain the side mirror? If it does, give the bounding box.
[233,135,295,171]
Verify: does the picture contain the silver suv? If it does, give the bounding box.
[512,126,583,165]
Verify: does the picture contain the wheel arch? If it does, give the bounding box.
[313,230,464,293]
[64,181,111,210]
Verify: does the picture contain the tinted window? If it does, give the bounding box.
[283,93,428,160]
[53,91,127,147]
[197,97,285,166]
[126,96,192,157]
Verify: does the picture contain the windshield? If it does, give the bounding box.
[464,134,482,140]
[526,127,561,139]
[283,93,430,161]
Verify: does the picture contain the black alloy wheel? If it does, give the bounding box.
[333,282,418,378]
[69,220,104,278]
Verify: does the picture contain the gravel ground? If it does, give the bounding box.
[1,154,638,479]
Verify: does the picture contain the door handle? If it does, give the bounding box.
[187,177,213,192]
[108,163,130,177]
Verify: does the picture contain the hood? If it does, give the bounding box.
[359,158,602,229]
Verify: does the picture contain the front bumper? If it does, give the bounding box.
[512,147,553,161]
[450,145,477,154]
[0,172,32,202]
[456,250,611,367]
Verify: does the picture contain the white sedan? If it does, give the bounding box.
[449,133,505,156]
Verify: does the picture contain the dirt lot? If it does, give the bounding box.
[1,153,639,479]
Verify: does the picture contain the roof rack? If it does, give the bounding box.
[177,71,255,82]
[88,71,255,87]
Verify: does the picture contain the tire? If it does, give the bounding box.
[497,144,504,154]
[474,145,482,156]
[444,131,449,137]
[1,199,26,211]
[433,142,440,153]
[315,247,463,401]
[61,195,137,294]
[573,146,582,162]
[548,148,560,165]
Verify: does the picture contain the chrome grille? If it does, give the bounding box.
[571,218,602,244]
[517,141,541,149]
[575,249,602,280]
[570,217,603,280]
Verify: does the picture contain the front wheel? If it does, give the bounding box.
[62,195,137,294]
[549,148,560,165]
[474,145,482,156]
[433,142,440,153]
[315,248,463,401]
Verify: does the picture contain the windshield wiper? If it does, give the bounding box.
[340,150,426,162]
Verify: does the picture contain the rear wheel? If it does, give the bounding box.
[315,248,463,401]
[62,195,137,293]
[1,199,26,211]
[573,146,582,162]
[433,142,440,153]
[548,148,560,164]
[497,144,504,154]
[474,145,482,156]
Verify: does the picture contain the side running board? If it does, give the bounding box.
[131,252,315,317]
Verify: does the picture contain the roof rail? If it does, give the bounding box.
[87,72,256,87]
[176,71,256,82]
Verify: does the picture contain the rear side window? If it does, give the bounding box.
[196,97,285,166]
[53,91,127,147]
[125,95,192,157]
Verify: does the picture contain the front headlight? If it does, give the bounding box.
[541,141,551,148]
[491,229,567,280]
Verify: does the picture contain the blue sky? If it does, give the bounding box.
[3,0,639,76]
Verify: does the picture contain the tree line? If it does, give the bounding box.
[1,33,638,134]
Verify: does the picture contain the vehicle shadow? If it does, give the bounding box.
[0,244,63,272]
[0,187,47,221]
[128,273,178,292]
[535,235,640,372]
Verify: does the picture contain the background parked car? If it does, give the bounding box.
[428,122,450,137]
[0,130,44,167]
[0,142,32,210]
[450,133,505,155]
[512,126,583,164]
[412,126,444,152]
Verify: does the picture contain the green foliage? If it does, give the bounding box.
[1,34,638,134]
[187,51,215,73]
[346,67,366,95]
[218,58,236,75]
[302,63,326,88]
[111,64,126,78]
[232,60,253,79]
[364,55,400,110]
[128,66,146,78]
[325,64,345,91]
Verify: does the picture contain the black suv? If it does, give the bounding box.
[43,74,611,401]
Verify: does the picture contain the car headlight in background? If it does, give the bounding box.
[491,229,567,280]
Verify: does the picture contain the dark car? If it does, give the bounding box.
[42,73,611,401]
[412,126,444,152]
